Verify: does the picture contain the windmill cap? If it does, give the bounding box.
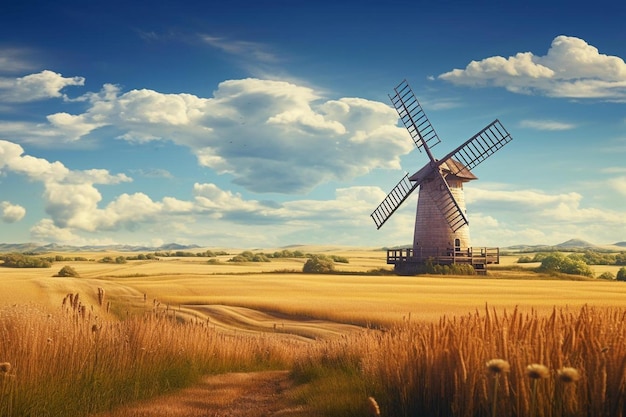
[409,157,477,182]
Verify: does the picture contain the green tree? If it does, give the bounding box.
[617,267,626,282]
[538,253,593,277]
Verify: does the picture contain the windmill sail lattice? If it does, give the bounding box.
[371,173,418,229]
[441,120,513,175]
[389,80,441,152]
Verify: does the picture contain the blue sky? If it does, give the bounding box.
[0,0,625,248]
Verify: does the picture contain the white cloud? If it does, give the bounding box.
[1,201,26,223]
[30,219,82,242]
[0,137,398,243]
[461,185,626,246]
[466,186,624,227]
[0,70,85,102]
[46,113,106,141]
[608,176,626,196]
[439,35,626,99]
[519,119,576,131]
[2,76,413,194]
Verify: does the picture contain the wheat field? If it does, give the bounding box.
[2,247,626,416]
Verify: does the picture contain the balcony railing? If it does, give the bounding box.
[387,247,500,266]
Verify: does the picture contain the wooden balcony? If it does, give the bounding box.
[386,247,500,275]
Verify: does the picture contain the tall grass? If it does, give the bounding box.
[347,304,626,417]
[3,294,626,417]
[289,304,626,416]
[0,298,298,417]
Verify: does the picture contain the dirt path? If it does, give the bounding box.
[93,371,310,417]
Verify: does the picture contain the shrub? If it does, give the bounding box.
[0,253,52,268]
[303,255,335,273]
[99,256,127,264]
[228,251,270,262]
[413,259,477,275]
[537,253,594,277]
[598,272,615,280]
[56,265,79,277]
[617,267,626,282]
[330,255,349,263]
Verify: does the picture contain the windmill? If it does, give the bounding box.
[371,80,513,275]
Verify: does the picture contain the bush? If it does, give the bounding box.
[303,256,335,273]
[99,256,127,264]
[598,272,615,280]
[228,251,270,263]
[56,265,79,277]
[537,253,594,277]
[617,267,626,282]
[0,253,52,268]
[418,259,477,275]
[330,255,349,263]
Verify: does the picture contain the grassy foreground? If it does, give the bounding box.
[2,248,626,416]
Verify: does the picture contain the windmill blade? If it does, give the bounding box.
[389,80,441,153]
[370,173,419,229]
[440,119,513,175]
[424,171,469,232]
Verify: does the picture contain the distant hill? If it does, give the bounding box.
[504,244,553,251]
[0,242,200,253]
[504,238,626,253]
[555,238,597,248]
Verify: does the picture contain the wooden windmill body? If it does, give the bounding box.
[412,158,476,254]
[370,80,513,275]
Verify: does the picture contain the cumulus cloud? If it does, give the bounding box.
[465,186,624,225]
[462,185,626,246]
[0,70,85,102]
[519,119,576,131]
[1,201,26,223]
[0,139,397,244]
[2,76,412,193]
[46,112,106,141]
[0,140,154,232]
[439,35,626,99]
[30,219,82,242]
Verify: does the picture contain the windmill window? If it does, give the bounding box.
[454,238,460,248]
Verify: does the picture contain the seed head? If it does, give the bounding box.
[557,367,581,383]
[367,396,381,417]
[526,363,550,379]
[0,362,11,373]
[486,359,511,375]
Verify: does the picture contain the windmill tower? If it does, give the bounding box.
[371,80,513,275]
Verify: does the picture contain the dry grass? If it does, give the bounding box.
[3,247,626,416]
[0,301,301,416]
[295,305,626,417]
